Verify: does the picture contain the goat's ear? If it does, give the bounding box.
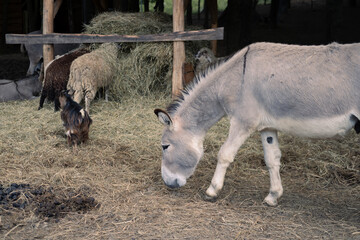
[59,90,66,97]
[154,109,172,127]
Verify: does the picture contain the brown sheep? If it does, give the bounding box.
[38,48,90,111]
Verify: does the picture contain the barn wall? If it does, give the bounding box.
[0,0,23,35]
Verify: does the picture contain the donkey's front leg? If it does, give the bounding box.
[206,120,251,198]
[261,130,283,206]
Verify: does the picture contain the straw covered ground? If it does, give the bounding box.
[0,96,359,239]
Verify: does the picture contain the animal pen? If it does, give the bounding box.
[1,0,360,239]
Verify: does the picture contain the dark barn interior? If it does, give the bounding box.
[1,0,360,56]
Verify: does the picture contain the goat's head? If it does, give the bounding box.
[59,90,71,109]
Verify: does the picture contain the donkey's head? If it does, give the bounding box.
[155,109,204,189]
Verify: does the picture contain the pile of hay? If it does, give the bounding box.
[84,12,173,36]
[83,12,207,100]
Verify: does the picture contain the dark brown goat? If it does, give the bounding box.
[59,91,92,148]
[39,48,90,111]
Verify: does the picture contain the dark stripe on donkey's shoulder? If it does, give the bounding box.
[242,46,250,77]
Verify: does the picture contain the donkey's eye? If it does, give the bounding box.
[162,144,170,151]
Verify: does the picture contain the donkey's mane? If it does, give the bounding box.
[167,55,232,115]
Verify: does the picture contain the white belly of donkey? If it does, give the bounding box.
[259,112,357,138]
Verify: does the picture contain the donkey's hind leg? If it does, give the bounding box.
[206,119,252,199]
[261,129,283,206]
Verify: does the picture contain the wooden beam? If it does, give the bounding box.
[43,0,54,68]
[207,0,218,55]
[6,28,224,44]
[172,0,185,99]
[54,0,63,17]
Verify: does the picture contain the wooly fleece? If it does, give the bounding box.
[38,48,90,111]
[194,47,217,74]
[67,43,118,114]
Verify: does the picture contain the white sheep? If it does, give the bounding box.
[67,43,118,114]
[194,47,217,75]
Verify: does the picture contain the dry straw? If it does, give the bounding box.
[0,98,359,239]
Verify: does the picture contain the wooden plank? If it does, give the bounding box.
[6,27,224,44]
[43,0,54,68]
[172,0,185,99]
[208,0,218,55]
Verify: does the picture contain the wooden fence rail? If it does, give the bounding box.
[6,28,224,44]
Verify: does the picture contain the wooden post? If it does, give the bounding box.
[43,0,54,68]
[184,0,192,25]
[207,0,218,55]
[54,0,63,16]
[172,0,185,99]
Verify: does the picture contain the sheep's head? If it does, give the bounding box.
[195,48,216,65]
[194,48,216,74]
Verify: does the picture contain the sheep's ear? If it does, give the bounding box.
[154,109,172,127]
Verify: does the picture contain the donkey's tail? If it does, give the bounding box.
[350,114,360,133]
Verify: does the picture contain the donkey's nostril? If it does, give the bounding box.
[165,179,180,189]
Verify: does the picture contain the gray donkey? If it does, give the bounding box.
[0,74,42,102]
[155,42,360,206]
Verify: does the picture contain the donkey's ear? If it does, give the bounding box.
[154,109,172,126]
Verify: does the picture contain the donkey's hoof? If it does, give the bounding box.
[202,193,217,202]
[263,195,278,206]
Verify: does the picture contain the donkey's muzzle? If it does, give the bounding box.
[164,179,180,189]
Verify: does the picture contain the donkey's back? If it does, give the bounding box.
[224,42,360,138]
